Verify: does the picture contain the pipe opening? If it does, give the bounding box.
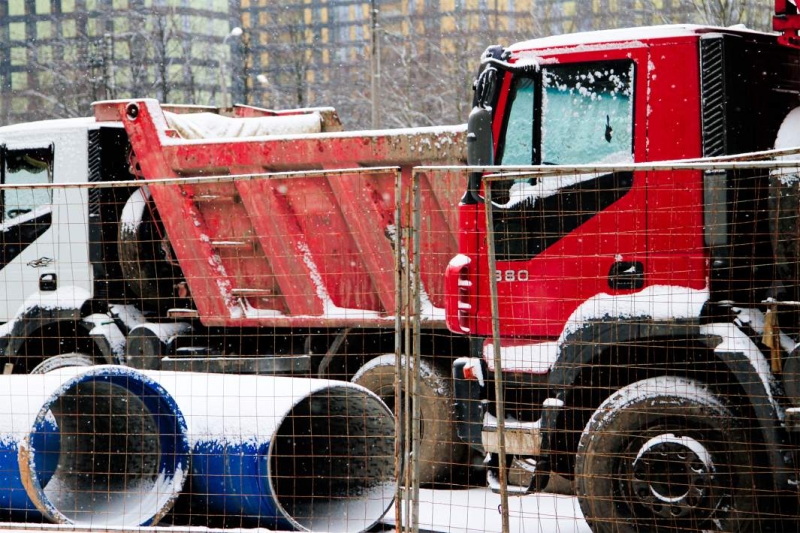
[270,386,395,532]
[26,373,188,526]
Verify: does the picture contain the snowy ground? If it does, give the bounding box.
[383,488,591,533]
[0,489,590,533]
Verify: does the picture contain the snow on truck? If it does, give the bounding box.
[446,5,800,532]
[0,99,469,484]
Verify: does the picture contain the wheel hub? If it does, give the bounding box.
[628,433,716,520]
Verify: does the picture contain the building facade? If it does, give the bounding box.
[236,0,704,128]
[238,0,537,128]
[0,0,234,124]
[2,0,742,127]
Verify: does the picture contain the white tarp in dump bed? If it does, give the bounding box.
[164,110,322,139]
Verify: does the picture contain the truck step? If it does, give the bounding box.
[230,288,274,297]
[211,240,252,249]
[166,308,200,319]
[193,194,237,203]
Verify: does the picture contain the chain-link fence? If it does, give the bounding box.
[407,155,800,533]
[0,166,411,532]
[1,151,800,533]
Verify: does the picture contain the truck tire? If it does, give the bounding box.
[575,376,757,533]
[352,354,466,486]
[29,352,94,374]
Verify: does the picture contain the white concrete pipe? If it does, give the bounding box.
[148,372,396,533]
[0,366,189,526]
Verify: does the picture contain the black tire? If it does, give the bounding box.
[29,352,94,374]
[575,376,758,533]
[352,354,466,486]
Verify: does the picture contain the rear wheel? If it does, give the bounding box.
[352,354,466,486]
[575,376,758,533]
[30,352,95,374]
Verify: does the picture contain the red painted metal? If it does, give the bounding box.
[323,167,398,313]
[447,31,710,340]
[97,100,466,327]
[775,0,800,48]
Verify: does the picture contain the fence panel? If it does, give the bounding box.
[1,155,800,533]
[0,169,402,533]
[409,157,800,533]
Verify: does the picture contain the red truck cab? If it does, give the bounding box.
[448,24,799,364]
[445,24,800,528]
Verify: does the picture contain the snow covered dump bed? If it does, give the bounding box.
[94,99,467,328]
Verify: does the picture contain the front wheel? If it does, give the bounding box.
[575,376,758,533]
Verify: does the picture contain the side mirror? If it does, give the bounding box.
[464,106,494,204]
[467,106,494,167]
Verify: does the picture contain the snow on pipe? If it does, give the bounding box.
[149,372,396,533]
[0,366,190,526]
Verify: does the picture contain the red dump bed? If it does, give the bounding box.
[95,99,466,328]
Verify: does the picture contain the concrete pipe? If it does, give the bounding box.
[0,366,190,526]
[149,372,396,532]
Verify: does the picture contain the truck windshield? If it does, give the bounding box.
[2,146,53,222]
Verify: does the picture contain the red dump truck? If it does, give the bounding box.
[0,99,468,484]
[446,3,800,531]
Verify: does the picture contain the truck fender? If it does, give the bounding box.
[0,287,114,364]
[126,322,192,370]
[118,186,182,303]
[81,313,128,364]
[540,319,791,488]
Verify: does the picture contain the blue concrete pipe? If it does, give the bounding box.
[149,373,396,532]
[0,366,190,526]
[0,413,59,521]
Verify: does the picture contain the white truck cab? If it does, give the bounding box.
[0,119,101,323]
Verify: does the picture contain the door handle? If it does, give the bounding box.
[608,261,644,290]
[39,272,57,291]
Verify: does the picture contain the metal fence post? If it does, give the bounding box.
[393,167,405,531]
[410,168,422,533]
[484,177,510,533]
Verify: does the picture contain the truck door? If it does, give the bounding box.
[0,143,57,322]
[486,46,650,338]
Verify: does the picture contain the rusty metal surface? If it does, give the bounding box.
[100,99,466,328]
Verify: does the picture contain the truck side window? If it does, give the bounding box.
[491,59,636,262]
[2,146,53,222]
[541,60,634,165]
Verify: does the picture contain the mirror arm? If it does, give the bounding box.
[480,56,539,75]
